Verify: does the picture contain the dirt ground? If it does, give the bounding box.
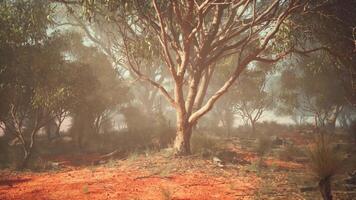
[0,135,354,200]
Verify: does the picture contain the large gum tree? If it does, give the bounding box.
[59,0,328,155]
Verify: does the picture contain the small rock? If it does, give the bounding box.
[213,156,223,163]
[213,156,224,167]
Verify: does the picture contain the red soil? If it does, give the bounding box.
[0,156,260,200]
[0,135,308,200]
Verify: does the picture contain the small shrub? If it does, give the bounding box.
[30,157,54,171]
[279,144,305,161]
[245,161,260,173]
[255,135,272,157]
[119,107,175,152]
[127,151,139,162]
[82,185,89,194]
[254,135,272,166]
[191,134,219,157]
[307,134,343,200]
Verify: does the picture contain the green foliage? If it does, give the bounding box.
[62,34,129,148]
[0,1,129,167]
[0,0,59,112]
[0,1,75,168]
[287,0,356,105]
[0,0,52,46]
[271,19,297,54]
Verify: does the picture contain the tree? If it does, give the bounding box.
[338,105,356,130]
[0,0,74,168]
[233,69,271,134]
[60,0,330,155]
[0,37,74,168]
[64,34,129,149]
[213,96,235,137]
[210,58,272,136]
[276,55,346,130]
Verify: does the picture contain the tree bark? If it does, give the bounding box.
[173,119,192,156]
[55,122,61,138]
[319,178,333,200]
[252,122,256,135]
[250,117,256,135]
[172,69,192,155]
[20,149,31,169]
[326,105,342,132]
[21,126,39,169]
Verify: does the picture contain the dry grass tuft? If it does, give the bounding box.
[307,134,343,180]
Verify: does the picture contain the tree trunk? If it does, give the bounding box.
[173,123,192,156]
[20,150,31,169]
[226,125,231,138]
[326,105,342,132]
[77,132,83,150]
[319,178,333,200]
[55,123,61,138]
[351,121,356,144]
[19,123,40,169]
[251,121,256,135]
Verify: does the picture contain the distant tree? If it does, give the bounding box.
[214,97,235,137]
[233,69,272,134]
[211,59,272,136]
[207,58,235,137]
[338,105,356,130]
[53,5,168,117]
[64,34,129,148]
[276,55,346,130]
